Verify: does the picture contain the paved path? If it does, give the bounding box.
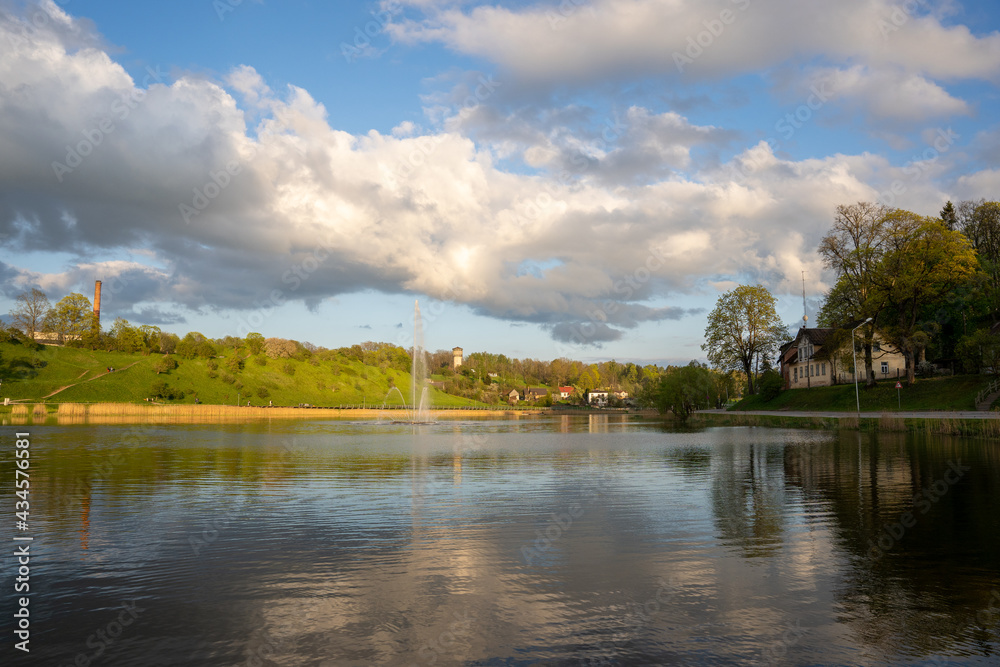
[697,409,999,420]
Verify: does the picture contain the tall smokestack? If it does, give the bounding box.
[93,280,102,323]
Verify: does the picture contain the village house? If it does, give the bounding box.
[522,387,549,402]
[558,386,574,399]
[584,390,609,406]
[780,326,908,390]
[507,389,520,405]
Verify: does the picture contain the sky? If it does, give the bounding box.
[1,0,999,365]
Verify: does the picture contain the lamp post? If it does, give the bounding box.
[853,317,873,419]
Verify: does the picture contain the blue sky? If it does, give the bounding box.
[1,0,999,363]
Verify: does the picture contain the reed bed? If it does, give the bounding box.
[15,403,534,425]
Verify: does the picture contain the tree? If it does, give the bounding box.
[245,332,265,355]
[940,200,957,230]
[43,293,96,344]
[10,288,51,340]
[654,362,717,421]
[110,318,146,353]
[956,328,1000,375]
[876,212,979,384]
[818,201,896,386]
[702,284,786,395]
[957,200,1000,322]
[264,337,297,359]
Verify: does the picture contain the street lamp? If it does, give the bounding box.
[853,317,873,419]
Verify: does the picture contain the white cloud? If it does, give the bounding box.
[1,4,995,345]
[388,0,998,122]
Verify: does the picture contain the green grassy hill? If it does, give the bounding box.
[731,375,994,412]
[0,342,483,407]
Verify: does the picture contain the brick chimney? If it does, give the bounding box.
[93,280,102,323]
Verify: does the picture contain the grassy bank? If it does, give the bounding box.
[0,341,484,408]
[693,411,1000,437]
[730,375,993,412]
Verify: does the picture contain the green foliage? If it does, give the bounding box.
[152,355,178,375]
[758,369,784,401]
[207,359,218,371]
[254,355,267,366]
[43,293,95,344]
[150,380,185,400]
[654,361,719,421]
[176,333,217,359]
[282,361,295,376]
[245,332,265,355]
[226,354,244,374]
[702,285,786,395]
[256,386,270,400]
[956,328,1000,375]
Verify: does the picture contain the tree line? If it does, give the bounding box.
[697,198,999,406]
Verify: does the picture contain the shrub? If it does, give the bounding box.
[220,372,236,385]
[759,369,783,401]
[227,355,244,374]
[282,362,295,376]
[153,356,178,374]
[207,359,218,371]
[207,370,218,379]
[256,386,270,399]
[254,355,267,366]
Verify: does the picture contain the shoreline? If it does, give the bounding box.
[1,403,556,425]
[692,410,1000,437]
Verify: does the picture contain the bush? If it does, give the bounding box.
[759,369,783,401]
[256,386,270,399]
[150,380,185,400]
[254,355,267,366]
[153,356,178,375]
[221,372,236,385]
[227,355,244,374]
[207,359,218,371]
[282,362,295,376]
[207,370,218,379]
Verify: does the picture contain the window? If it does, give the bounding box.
[822,363,826,376]
[874,341,882,352]
[794,367,798,380]
[881,362,888,374]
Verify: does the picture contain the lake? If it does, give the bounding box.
[3,414,999,665]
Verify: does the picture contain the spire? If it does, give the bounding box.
[801,271,808,328]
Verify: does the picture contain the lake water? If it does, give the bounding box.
[3,414,999,666]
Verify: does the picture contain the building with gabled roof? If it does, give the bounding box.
[780,326,907,390]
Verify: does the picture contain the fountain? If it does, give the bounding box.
[385,300,434,424]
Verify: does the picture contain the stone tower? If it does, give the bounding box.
[452,347,463,369]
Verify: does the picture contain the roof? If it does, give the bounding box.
[796,327,837,346]
[558,386,573,392]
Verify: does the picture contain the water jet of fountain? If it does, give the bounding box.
[409,301,433,424]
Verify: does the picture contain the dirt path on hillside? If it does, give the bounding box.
[41,361,141,399]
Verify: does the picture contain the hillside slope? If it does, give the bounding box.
[0,342,482,407]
